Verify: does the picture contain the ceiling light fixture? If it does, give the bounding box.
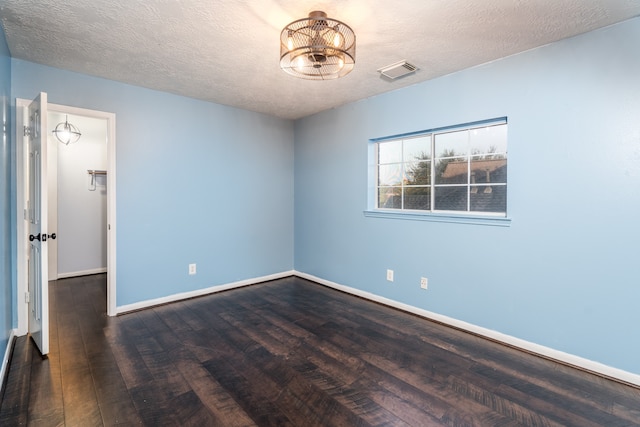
[280,11,356,80]
[52,115,81,145]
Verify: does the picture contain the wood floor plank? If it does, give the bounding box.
[311,320,520,425]
[218,306,410,425]
[149,305,258,426]
[471,364,623,427]
[202,355,297,426]
[97,398,143,426]
[26,345,65,426]
[89,361,134,410]
[208,292,501,426]
[168,346,256,427]
[56,307,102,426]
[128,382,182,426]
[0,336,32,426]
[104,315,155,390]
[186,303,373,426]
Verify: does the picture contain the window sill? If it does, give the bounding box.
[363,210,512,227]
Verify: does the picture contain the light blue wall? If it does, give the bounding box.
[12,61,295,306]
[294,17,640,375]
[0,23,12,363]
[5,15,640,378]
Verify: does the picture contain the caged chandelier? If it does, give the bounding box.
[52,115,81,145]
[280,11,356,80]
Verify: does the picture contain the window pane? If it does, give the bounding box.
[470,185,507,213]
[405,161,431,185]
[374,120,507,216]
[470,158,507,184]
[378,140,402,164]
[403,136,431,162]
[434,186,467,211]
[470,123,507,155]
[404,186,430,210]
[378,187,401,209]
[436,158,467,184]
[378,164,402,186]
[435,129,468,158]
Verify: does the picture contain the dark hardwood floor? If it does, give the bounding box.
[1,274,639,426]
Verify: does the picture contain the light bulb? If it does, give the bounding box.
[333,33,342,47]
[296,56,305,70]
[287,34,294,51]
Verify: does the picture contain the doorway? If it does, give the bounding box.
[15,99,117,339]
[48,112,108,281]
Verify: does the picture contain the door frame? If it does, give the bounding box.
[16,99,117,335]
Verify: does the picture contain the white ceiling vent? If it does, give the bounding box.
[378,61,418,80]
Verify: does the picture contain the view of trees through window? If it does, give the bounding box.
[377,122,507,215]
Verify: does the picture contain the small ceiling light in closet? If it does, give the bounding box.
[52,115,81,145]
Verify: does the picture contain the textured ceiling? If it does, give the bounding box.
[2,1,640,119]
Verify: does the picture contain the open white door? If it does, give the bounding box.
[27,92,50,355]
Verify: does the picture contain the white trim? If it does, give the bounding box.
[363,210,512,226]
[106,112,117,316]
[15,100,29,336]
[294,271,640,388]
[116,271,295,314]
[57,268,108,279]
[1,329,16,391]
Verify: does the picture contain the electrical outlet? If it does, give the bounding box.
[386,269,394,282]
[420,277,428,289]
[189,263,196,275]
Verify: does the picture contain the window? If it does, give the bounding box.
[375,120,507,216]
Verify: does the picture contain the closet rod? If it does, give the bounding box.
[87,169,107,175]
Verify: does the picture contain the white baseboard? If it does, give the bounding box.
[116,270,296,315]
[294,271,640,388]
[1,329,16,393]
[57,267,107,279]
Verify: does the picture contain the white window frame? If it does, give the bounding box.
[366,118,511,226]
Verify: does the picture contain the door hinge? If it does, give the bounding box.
[25,291,30,303]
[23,125,31,137]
